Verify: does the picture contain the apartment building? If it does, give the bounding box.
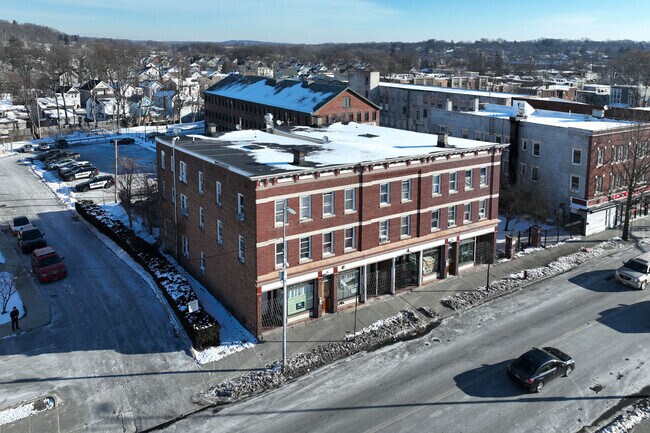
[157,121,505,336]
[203,74,380,134]
[428,100,650,235]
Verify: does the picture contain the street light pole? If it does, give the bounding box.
[281,201,296,371]
[113,139,118,203]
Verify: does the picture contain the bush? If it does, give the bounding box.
[75,202,220,350]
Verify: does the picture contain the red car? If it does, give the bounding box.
[31,247,67,283]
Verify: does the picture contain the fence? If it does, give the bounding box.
[506,224,578,253]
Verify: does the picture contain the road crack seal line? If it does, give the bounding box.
[0,396,56,426]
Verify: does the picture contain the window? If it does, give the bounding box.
[380,183,391,205]
[521,139,528,151]
[448,206,456,227]
[478,200,487,219]
[379,220,390,242]
[170,153,175,172]
[323,232,334,255]
[180,194,188,216]
[531,166,539,181]
[296,236,311,261]
[344,227,356,250]
[216,220,223,245]
[458,239,475,265]
[343,96,351,108]
[345,188,356,212]
[237,193,244,217]
[300,195,312,220]
[179,161,187,182]
[463,203,472,223]
[275,241,285,267]
[461,129,468,139]
[532,142,540,157]
[275,199,287,224]
[161,150,165,170]
[200,251,206,275]
[238,235,245,263]
[400,215,411,237]
[480,167,488,186]
[199,206,204,229]
[401,179,412,201]
[449,172,458,192]
[571,175,580,191]
[216,181,222,206]
[572,149,582,165]
[171,183,176,204]
[323,192,334,216]
[432,174,441,195]
[595,176,603,194]
[198,171,204,194]
[162,180,166,199]
[431,209,440,230]
[464,169,473,190]
[181,236,189,258]
[519,163,527,175]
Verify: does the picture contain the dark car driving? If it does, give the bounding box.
[115,137,135,145]
[507,347,575,392]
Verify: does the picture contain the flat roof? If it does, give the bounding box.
[379,82,528,99]
[160,122,504,179]
[470,103,639,132]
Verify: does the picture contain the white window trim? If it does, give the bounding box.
[300,195,312,221]
[380,183,391,206]
[400,215,411,239]
[179,161,187,183]
[572,148,582,165]
[401,179,412,202]
[199,206,205,229]
[570,175,580,192]
[432,174,441,196]
[379,220,390,243]
[299,236,312,262]
[344,188,356,213]
[431,209,440,231]
[322,232,334,256]
[238,235,245,263]
[217,220,223,245]
[216,181,222,206]
[200,251,206,275]
[198,171,204,194]
[323,192,334,217]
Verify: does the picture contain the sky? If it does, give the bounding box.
[4,0,650,44]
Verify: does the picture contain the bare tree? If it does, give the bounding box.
[499,179,550,231]
[117,156,139,227]
[0,271,19,314]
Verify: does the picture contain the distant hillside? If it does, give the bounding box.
[0,19,79,45]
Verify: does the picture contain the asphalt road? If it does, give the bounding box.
[0,154,209,432]
[160,247,650,433]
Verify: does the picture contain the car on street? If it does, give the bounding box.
[18,143,34,153]
[115,137,135,145]
[10,215,31,236]
[615,252,650,289]
[55,138,69,148]
[507,346,575,393]
[31,246,67,283]
[17,225,46,253]
[76,175,115,192]
[61,166,99,181]
[38,142,52,151]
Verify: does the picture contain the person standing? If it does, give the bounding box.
[10,306,20,332]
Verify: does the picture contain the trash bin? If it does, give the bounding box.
[530,225,542,248]
[505,235,516,259]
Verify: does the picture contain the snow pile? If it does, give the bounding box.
[0,397,55,426]
[195,309,440,405]
[442,240,624,311]
[597,399,650,433]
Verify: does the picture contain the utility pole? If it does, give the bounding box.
[281,201,296,371]
[113,139,118,203]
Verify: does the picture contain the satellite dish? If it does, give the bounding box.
[235,124,242,130]
[276,120,283,126]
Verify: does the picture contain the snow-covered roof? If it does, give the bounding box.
[379,81,528,99]
[160,121,505,179]
[204,75,348,114]
[473,102,638,132]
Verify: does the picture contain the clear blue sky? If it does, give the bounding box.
[4,0,650,44]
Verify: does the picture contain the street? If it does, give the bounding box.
[161,248,650,433]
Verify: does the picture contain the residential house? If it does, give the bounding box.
[156,121,505,336]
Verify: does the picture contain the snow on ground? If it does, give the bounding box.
[0,271,23,327]
[496,214,570,244]
[0,397,55,427]
[597,400,650,432]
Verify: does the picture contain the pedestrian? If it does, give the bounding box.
[10,306,20,332]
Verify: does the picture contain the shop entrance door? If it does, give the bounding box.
[322,275,333,313]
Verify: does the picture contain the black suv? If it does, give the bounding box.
[55,138,69,148]
[17,225,47,254]
[507,347,575,393]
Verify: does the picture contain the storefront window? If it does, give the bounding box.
[422,247,440,276]
[458,239,475,265]
[287,280,314,315]
[338,269,359,301]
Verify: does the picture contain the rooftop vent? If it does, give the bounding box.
[292,148,305,165]
[437,133,449,148]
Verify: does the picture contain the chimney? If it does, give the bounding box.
[264,113,274,133]
[437,133,448,148]
[292,148,305,165]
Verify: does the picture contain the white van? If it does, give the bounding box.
[615,252,650,289]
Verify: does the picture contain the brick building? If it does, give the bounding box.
[157,121,505,336]
[203,75,380,134]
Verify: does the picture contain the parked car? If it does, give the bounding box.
[615,252,650,289]
[35,149,63,161]
[38,142,52,151]
[43,151,79,164]
[61,166,99,181]
[56,160,89,171]
[31,246,66,283]
[17,225,46,253]
[115,137,135,145]
[18,144,34,153]
[59,162,92,176]
[507,347,575,393]
[75,175,115,192]
[46,157,79,170]
[10,215,31,236]
[55,138,69,148]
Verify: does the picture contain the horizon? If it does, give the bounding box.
[4,0,650,45]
